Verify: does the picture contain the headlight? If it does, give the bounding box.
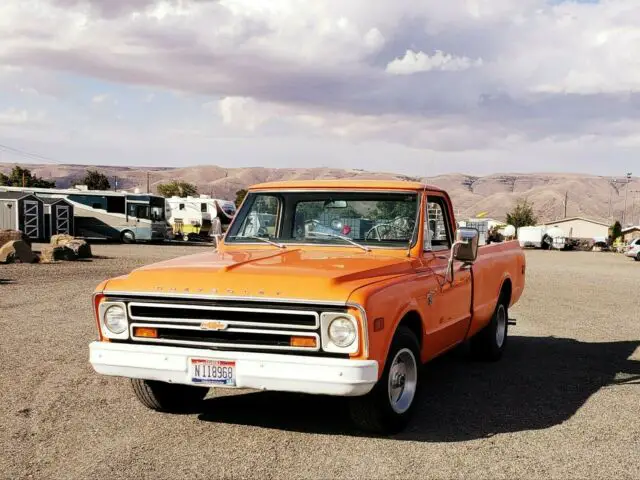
[328,316,356,348]
[104,305,127,334]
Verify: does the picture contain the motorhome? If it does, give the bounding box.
[0,185,169,243]
[165,195,236,241]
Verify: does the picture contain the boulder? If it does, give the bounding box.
[0,230,31,248]
[65,239,92,259]
[39,245,76,263]
[50,234,75,246]
[0,240,37,264]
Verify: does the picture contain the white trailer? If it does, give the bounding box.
[165,195,236,241]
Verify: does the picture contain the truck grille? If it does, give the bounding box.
[116,299,334,353]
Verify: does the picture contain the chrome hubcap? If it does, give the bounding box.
[496,304,507,348]
[388,348,418,414]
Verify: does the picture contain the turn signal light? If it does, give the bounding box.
[134,327,158,338]
[290,336,317,348]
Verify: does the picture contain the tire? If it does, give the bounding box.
[131,379,209,413]
[470,294,509,362]
[121,230,136,244]
[635,253,640,262]
[349,326,421,434]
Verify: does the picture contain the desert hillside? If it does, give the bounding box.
[2,163,638,224]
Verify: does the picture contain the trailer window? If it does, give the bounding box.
[201,203,207,213]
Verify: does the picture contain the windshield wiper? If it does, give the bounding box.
[229,235,287,249]
[306,231,371,252]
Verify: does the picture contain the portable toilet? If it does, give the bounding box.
[0,191,45,241]
[43,197,74,239]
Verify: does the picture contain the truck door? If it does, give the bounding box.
[420,195,473,355]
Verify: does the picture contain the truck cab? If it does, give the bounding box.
[89,180,526,434]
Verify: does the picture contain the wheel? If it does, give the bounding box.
[635,252,640,261]
[131,379,209,413]
[349,326,421,434]
[183,234,190,242]
[121,230,136,244]
[470,295,508,361]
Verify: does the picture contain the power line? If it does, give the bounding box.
[0,142,63,164]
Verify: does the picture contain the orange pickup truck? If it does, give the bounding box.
[89,180,526,433]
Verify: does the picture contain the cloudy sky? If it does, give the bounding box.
[1,0,639,176]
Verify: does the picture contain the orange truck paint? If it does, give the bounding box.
[92,180,525,380]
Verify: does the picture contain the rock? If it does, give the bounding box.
[0,240,37,264]
[50,234,75,246]
[65,239,92,259]
[0,230,31,248]
[39,245,76,263]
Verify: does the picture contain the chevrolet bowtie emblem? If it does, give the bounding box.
[200,320,228,331]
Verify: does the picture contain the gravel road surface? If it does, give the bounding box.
[1,245,639,479]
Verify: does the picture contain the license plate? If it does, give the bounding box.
[189,358,236,386]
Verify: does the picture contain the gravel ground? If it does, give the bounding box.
[1,244,639,480]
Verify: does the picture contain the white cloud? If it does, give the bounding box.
[0,108,46,126]
[386,50,483,75]
[0,0,639,174]
[91,94,109,104]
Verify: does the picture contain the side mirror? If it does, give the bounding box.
[454,227,479,263]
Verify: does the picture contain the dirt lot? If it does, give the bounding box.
[1,245,639,480]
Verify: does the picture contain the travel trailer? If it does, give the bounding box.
[165,195,236,241]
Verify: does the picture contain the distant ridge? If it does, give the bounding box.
[2,163,637,224]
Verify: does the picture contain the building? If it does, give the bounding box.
[622,226,640,243]
[542,217,610,240]
[0,191,45,241]
[43,197,75,239]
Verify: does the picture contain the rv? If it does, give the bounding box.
[165,195,236,241]
[0,185,169,243]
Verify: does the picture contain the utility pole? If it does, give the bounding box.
[22,170,26,188]
[114,176,118,192]
[609,178,617,219]
[563,191,568,218]
[623,172,632,226]
[146,171,150,194]
[632,190,640,226]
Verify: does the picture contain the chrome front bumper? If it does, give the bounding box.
[89,342,378,396]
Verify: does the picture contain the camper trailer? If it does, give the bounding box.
[165,195,236,241]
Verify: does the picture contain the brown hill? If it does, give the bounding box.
[2,163,638,224]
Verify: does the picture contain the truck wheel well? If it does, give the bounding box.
[398,311,423,347]
[500,278,512,305]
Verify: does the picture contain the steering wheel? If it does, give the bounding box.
[365,216,415,241]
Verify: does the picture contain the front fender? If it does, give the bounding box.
[348,276,427,371]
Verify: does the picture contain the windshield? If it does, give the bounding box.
[225,191,419,248]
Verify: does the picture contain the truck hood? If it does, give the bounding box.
[103,248,417,303]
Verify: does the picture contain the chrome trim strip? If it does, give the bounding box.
[127,302,319,330]
[129,326,321,352]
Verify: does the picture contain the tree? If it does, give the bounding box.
[506,199,538,229]
[157,180,198,198]
[2,166,55,188]
[82,169,111,190]
[608,221,622,246]
[235,189,248,207]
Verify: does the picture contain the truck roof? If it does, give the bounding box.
[249,179,443,192]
